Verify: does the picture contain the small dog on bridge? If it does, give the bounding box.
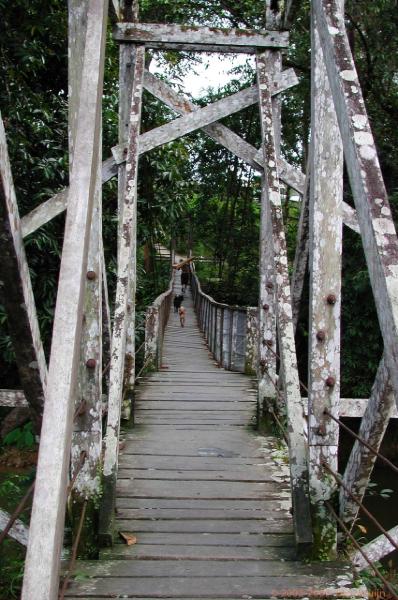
[178,305,186,327]
[173,294,184,313]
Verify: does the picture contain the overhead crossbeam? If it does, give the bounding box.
[114,22,289,53]
[111,69,298,163]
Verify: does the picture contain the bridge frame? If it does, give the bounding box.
[0,0,397,597]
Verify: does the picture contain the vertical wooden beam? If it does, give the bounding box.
[68,0,103,552]
[100,44,145,545]
[256,51,312,554]
[314,0,398,410]
[0,114,47,432]
[341,355,395,526]
[118,0,139,420]
[307,2,343,559]
[22,0,108,596]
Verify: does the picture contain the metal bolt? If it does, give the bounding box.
[326,293,337,305]
[262,303,270,311]
[259,359,267,368]
[325,376,336,388]
[123,148,128,154]
[316,423,327,436]
[86,358,96,369]
[86,270,96,281]
[266,281,274,290]
[316,330,326,342]
[265,339,273,347]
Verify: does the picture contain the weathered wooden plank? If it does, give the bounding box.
[115,507,291,520]
[315,0,398,409]
[0,508,29,546]
[340,355,395,526]
[0,114,47,430]
[0,389,28,407]
[101,542,297,561]
[21,1,108,597]
[65,574,362,598]
[116,497,292,511]
[116,479,284,499]
[256,51,312,554]
[352,525,398,571]
[114,518,293,534]
[67,558,352,578]
[100,45,145,545]
[307,3,343,558]
[117,468,282,482]
[114,22,289,52]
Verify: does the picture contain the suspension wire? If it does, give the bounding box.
[325,501,398,600]
[260,367,289,444]
[0,480,35,546]
[58,500,88,600]
[323,409,398,474]
[322,461,398,554]
[263,343,309,393]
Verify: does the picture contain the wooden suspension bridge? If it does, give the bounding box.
[1,0,398,598]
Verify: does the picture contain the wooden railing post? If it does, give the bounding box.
[100,44,145,547]
[69,0,103,555]
[22,1,108,595]
[256,50,312,554]
[307,1,343,559]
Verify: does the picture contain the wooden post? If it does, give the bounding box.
[256,51,312,554]
[314,0,398,409]
[100,44,145,546]
[340,355,395,526]
[22,0,108,596]
[68,0,103,556]
[118,0,139,420]
[0,114,47,433]
[307,2,343,559]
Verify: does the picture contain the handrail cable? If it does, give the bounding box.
[66,450,87,498]
[264,344,398,474]
[323,409,398,475]
[325,501,398,600]
[58,500,88,600]
[322,461,398,554]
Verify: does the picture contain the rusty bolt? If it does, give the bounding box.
[265,339,273,347]
[86,270,96,281]
[326,293,337,305]
[266,281,274,290]
[325,376,336,388]
[316,423,327,436]
[259,359,267,368]
[86,358,96,369]
[123,148,128,155]
[316,330,326,342]
[262,303,270,311]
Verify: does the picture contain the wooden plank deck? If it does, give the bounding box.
[66,276,367,599]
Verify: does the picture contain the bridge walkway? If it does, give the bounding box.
[66,281,364,599]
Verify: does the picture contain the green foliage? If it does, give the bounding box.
[3,422,35,450]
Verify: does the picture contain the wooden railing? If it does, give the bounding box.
[143,272,174,371]
[191,272,257,375]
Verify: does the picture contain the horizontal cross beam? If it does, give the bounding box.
[113,22,289,53]
[111,69,298,163]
